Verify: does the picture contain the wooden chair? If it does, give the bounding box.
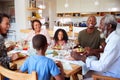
[92,74,120,80]
[0,65,37,80]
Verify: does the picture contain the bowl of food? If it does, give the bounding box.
[71,47,85,60]
[73,47,85,53]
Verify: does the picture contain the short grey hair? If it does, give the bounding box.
[103,14,117,30]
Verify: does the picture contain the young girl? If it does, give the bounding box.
[51,29,68,49]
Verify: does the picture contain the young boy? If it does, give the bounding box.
[20,34,64,80]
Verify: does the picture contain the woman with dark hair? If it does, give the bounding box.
[0,13,19,76]
[51,29,68,49]
[20,34,64,80]
[26,19,51,44]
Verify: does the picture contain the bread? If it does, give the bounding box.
[5,41,16,48]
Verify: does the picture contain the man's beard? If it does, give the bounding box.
[100,30,107,39]
[97,28,102,32]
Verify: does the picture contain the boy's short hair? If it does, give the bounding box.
[32,34,47,50]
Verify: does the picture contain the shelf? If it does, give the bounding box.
[57,13,64,17]
[63,13,73,17]
[27,7,41,11]
[57,12,80,17]
[80,12,99,17]
[99,12,111,16]
[27,17,43,21]
[27,7,42,21]
[73,13,80,17]
[57,11,120,18]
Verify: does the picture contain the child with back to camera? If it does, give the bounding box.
[20,34,64,80]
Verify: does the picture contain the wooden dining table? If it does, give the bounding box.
[12,56,82,80]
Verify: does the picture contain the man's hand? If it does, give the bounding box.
[79,54,87,63]
[84,47,94,56]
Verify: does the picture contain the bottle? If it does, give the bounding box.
[32,12,36,17]
[31,0,36,8]
[29,0,31,8]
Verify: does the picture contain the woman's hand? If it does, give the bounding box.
[11,53,19,61]
[7,45,16,52]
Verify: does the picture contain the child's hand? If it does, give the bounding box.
[55,61,63,69]
[55,61,65,74]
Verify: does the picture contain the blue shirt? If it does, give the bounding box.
[20,55,60,80]
[86,31,120,78]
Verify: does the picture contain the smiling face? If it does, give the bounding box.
[87,16,96,29]
[0,17,10,36]
[58,31,63,41]
[99,17,105,32]
[100,17,113,38]
[33,21,41,33]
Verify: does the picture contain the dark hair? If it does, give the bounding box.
[53,29,68,43]
[0,13,9,37]
[32,34,47,50]
[0,13,9,23]
[31,19,42,30]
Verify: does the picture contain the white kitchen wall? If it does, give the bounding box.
[98,0,120,12]
[14,0,28,41]
[56,0,120,13]
[48,0,57,30]
[56,0,81,13]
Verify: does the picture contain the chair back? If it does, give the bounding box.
[92,74,120,80]
[0,65,37,80]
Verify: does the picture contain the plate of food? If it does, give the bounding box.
[71,47,86,60]
[52,45,62,50]
[17,52,28,59]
